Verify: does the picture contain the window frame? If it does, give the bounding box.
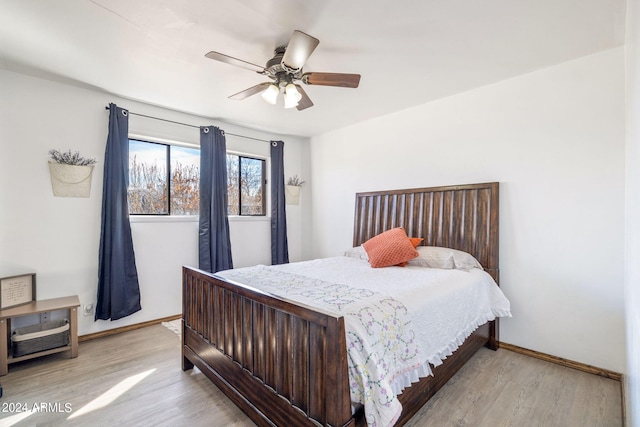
[127,136,269,220]
[128,138,170,216]
[226,151,267,217]
[128,137,200,217]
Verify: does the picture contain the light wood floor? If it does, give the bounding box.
[0,324,622,427]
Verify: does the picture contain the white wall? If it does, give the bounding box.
[0,69,311,336]
[310,48,626,372]
[625,0,640,424]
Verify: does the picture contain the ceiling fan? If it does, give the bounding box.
[205,30,361,111]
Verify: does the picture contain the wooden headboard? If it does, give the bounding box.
[353,182,499,283]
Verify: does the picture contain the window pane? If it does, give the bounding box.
[225,155,265,216]
[170,146,200,215]
[240,157,264,215]
[226,154,240,215]
[128,140,168,214]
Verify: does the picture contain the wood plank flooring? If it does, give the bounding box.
[0,324,622,427]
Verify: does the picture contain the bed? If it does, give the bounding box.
[182,182,503,426]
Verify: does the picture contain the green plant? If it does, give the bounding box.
[287,175,305,186]
[48,149,97,166]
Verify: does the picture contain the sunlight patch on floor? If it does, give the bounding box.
[0,410,35,427]
[67,369,156,420]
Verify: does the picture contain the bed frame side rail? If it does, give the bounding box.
[182,266,354,427]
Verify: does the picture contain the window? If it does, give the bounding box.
[128,139,200,215]
[226,154,266,216]
[128,139,266,217]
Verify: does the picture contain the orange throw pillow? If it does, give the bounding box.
[408,237,423,248]
[397,237,424,266]
[362,228,419,268]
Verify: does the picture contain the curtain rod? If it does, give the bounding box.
[104,106,271,143]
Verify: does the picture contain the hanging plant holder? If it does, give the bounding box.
[48,162,95,198]
[285,185,301,205]
[285,175,304,205]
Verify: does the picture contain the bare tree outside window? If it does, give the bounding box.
[227,154,266,216]
[128,140,199,215]
[128,139,265,217]
[128,140,169,214]
[227,155,240,215]
[170,146,200,215]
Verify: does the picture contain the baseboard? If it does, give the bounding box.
[500,342,622,381]
[621,373,627,427]
[78,314,181,342]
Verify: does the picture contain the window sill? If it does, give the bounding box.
[228,216,270,222]
[129,215,270,223]
[129,215,198,223]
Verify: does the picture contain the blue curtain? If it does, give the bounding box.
[270,141,289,265]
[96,103,141,321]
[199,126,233,273]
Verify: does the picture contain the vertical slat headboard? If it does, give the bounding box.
[353,182,499,282]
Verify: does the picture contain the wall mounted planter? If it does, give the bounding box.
[285,185,301,205]
[48,162,95,198]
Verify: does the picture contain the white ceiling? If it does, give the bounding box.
[0,0,626,138]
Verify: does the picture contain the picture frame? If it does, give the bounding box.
[0,273,36,310]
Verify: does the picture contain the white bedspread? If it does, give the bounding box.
[216,257,511,427]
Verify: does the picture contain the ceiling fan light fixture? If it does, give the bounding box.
[283,94,299,109]
[283,83,302,109]
[283,83,302,108]
[285,83,302,101]
[261,84,279,105]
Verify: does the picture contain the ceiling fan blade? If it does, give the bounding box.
[294,84,314,111]
[229,82,272,100]
[302,72,361,88]
[281,30,319,72]
[205,51,265,74]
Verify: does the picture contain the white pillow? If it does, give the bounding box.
[407,246,483,271]
[343,246,369,261]
[406,247,454,269]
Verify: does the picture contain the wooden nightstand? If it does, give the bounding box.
[0,296,80,375]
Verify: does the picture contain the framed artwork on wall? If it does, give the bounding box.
[0,273,36,310]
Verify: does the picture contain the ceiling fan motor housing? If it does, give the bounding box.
[265,47,303,81]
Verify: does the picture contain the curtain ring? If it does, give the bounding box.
[203,127,209,134]
[122,110,128,117]
[271,141,278,147]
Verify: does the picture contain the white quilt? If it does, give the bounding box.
[216,256,511,427]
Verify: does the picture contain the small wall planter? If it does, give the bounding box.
[48,162,95,198]
[285,185,301,205]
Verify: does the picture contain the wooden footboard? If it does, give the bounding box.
[182,266,355,427]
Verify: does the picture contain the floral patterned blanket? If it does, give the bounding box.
[217,265,431,427]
